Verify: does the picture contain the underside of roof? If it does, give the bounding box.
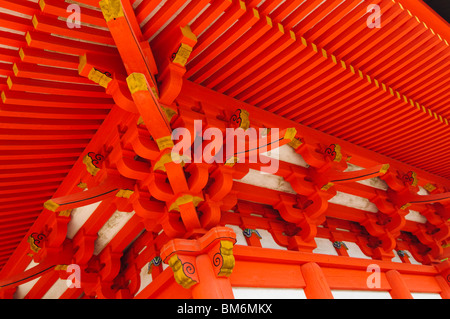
[0,0,449,283]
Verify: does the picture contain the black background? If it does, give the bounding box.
[423,0,450,23]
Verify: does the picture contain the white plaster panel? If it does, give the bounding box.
[13,260,39,299]
[257,229,287,250]
[391,250,403,263]
[233,287,307,299]
[411,292,442,299]
[332,289,391,299]
[344,241,372,259]
[344,163,388,190]
[405,210,427,223]
[225,224,248,246]
[261,144,309,167]
[313,238,339,256]
[93,210,135,255]
[67,200,101,239]
[42,278,68,299]
[14,277,39,299]
[234,169,296,194]
[136,263,153,296]
[328,191,378,213]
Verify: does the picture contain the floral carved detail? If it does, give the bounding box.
[28,232,46,253]
[230,109,250,130]
[83,152,104,176]
[324,144,342,162]
[402,171,418,187]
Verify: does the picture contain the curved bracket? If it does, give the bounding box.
[185,163,209,194]
[109,138,151,180]
[381,169,419,192]
[161,211,186,239]
[158,62,185,105]
[46,211,72,249]
[106,76,139,113]
[130,190,165,221]
[206,165,235,201]
[99,246,122,282]
[143,171,174,202]
[198,197,222,229]
[127,125,160,161]
[274,196,317,242]
[72,229,97,265]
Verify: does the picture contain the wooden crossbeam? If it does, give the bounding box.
[320,164,390,191]
[12,62,93,84]
[0,11,32,33]
[0,104,109,120]
[18,47,79,69]
[32,14,114,46]
[100,0,158,85]
[0,0,40,17]
[6,75,109,97]
[401,192,450,210]
[44,175,134,212]
[99,0,174,144]
[38,0,108,28]
[1,90,114,109]
[25,30,117,56]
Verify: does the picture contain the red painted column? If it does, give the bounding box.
[160,227,237,299]
[301,262,333,299]
[435,275,450,299]
[191,254,234,299]
[385,270,413,299]
[435,261,450,299]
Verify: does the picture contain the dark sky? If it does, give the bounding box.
[423,0,450,23]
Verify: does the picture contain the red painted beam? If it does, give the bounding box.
[1,90,114,109]
[18,47,79,69]
[25,30,117,56]
[32,14,114,46]
[38,0,107,28]
[6,76,109,98]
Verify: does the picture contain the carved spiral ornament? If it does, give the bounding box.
[87,152,104,168]
[213,252,223,268]
[183,262,196,276]
[401,171,418,186]
[28,232,46,253]
[324,144,342,161]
